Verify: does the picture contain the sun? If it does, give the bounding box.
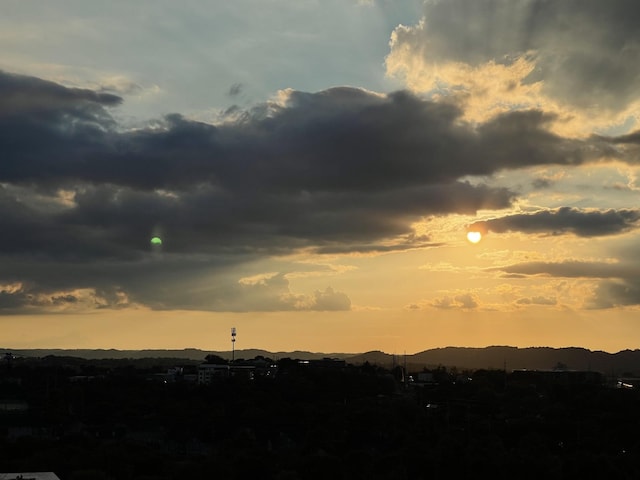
[467,231,482,244]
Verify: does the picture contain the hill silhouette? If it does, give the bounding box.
[349,346,640,374]
[4,345,640,374]
[0,348,353,362]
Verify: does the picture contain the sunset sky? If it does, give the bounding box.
[3,0,640,354]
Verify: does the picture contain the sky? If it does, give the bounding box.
[3,0,640,354]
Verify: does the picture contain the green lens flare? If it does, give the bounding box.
[150,237,162,245]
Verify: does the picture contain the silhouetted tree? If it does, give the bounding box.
[205,354,228,364]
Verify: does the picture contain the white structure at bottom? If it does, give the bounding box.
[0,474,61,480]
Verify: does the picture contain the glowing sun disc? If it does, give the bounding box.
[467,231,482,243]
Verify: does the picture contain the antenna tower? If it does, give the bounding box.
[231,327,237,363]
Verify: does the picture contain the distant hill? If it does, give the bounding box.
[341,346,640,375]
[409,346,640,373]
[0,348,354,362]
[4,346,640,374]
[347,350,394,365]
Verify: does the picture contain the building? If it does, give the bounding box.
[300,358,346,369]
[197,364,230,384]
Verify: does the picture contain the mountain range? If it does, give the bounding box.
[4,346,640,374]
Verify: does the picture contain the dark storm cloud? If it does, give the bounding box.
[0,73,522,263]
[391,0,640,111]
[469,208,640,238]
[0,70,122,111]
[0,71,120,186]
[1,73,601,194]
[0,71,616,312]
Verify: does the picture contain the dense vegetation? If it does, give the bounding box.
[1,356,639,479]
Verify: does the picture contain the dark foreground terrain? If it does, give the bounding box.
[1,355,639,479]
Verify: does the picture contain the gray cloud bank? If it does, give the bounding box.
[390,0,640,112]
[470,208,640,238]
[0,71,624,312]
